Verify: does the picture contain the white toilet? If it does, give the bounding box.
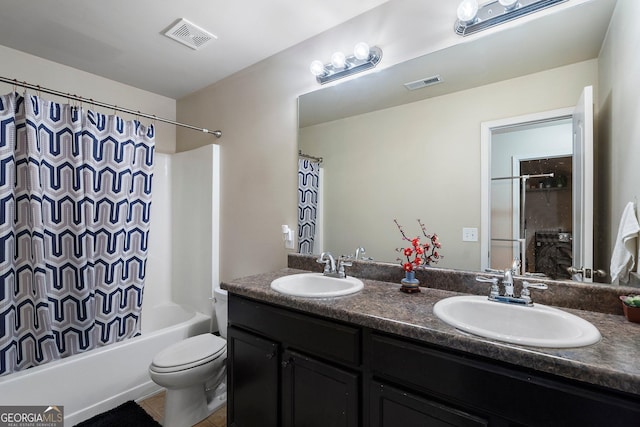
[149,288,228,427]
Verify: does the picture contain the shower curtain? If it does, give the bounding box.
[298,159,320,254]
[0,92,155,376]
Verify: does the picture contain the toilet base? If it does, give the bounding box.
[162,380,226,427]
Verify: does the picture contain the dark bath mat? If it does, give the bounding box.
[74,400,161,427]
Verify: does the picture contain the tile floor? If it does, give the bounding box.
[138,391,227,427]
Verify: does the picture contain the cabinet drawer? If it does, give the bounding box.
[370,333,640,426]
[229,294,361,366]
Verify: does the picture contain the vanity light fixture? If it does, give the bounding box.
[310,42,383,85]
[454,0,567,36]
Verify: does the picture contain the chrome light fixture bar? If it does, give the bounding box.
[454,0,567,36]
[310,43,383,85]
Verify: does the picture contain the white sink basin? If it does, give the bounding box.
[433,295,601,348]
[270,273,364,298]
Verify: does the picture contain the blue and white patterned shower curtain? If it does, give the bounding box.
[298,159,320,254]
[0,92,155,376]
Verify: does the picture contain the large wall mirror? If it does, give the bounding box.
[298,0,631,285]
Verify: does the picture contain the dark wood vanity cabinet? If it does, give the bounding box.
[227,294,640,427]
[227,294,361,427]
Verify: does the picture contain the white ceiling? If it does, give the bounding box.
[0,0,389,99]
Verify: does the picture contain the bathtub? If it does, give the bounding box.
[0,302,211,426]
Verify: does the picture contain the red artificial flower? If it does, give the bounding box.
[394,219,443,269]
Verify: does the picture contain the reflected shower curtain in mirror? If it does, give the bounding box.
[0,92,155,376]
[298,159,319,254]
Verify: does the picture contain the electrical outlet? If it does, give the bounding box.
[462,227,478,242]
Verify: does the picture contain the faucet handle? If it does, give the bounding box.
[476,276,500,299]
[339,256,353,266]
[522,281,548,291]
[337,256,353,278]
[316,252,333,274]
[520,281,548,305]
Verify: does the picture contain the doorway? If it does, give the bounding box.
[481,86,595,282]
[481,108,574,274]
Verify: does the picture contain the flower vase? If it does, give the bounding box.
[400,270,421,293]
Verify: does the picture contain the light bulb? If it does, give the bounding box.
[353,42,370,61]
[330,51,346,69]
[499,0,518,9]
[310,60,326,76]
[457,0,479,25]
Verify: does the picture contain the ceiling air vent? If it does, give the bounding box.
[404,75,443,91]
[163,18,217,50]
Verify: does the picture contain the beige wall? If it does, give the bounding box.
[299,60,597,270]
[597,0,640,273]
[0,45,176,153]
[176,53,305,282]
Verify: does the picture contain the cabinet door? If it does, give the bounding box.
[282,350,359,427]
[228,326,279,427]
[370,380,488,427]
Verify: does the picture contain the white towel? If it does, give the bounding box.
[610,202,640,284]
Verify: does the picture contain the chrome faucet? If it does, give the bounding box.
[316,252,352,278]
[476,260,548,306]
[355,247,366,260]
[502,267,515,298]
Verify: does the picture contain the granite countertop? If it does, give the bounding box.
[222,268,640,398]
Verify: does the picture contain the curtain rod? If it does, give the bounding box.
[0,76,222,138]
[298,150,323,163]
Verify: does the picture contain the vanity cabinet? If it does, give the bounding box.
[227,294,361,427]
[227,294,640,427]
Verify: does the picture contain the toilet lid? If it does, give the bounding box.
[152,334,226,369]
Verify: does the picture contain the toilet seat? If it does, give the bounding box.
[151,334,226,373]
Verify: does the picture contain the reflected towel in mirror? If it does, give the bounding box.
[610,202,640,284]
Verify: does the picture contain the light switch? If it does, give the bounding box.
[462,227,478,242]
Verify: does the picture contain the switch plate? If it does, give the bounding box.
[462,227,478,242]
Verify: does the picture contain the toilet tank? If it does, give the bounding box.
[213,287,228,338]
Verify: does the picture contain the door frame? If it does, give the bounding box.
[480,107,574,272]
